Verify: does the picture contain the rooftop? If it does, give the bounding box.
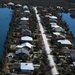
[20,17,29,21]
[53,32,60,36]
[49,16,58,19]
[51,24,60,28]
[24,10,30,13]
[21,36,33,41]
[57,39,72,45]
[15,48,29,56]
[21,42,32,48]
[16,42,32,49]
[7,2,14,6]
[23,5,28,9]
[20,63,34,71]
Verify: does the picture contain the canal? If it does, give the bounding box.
[0,8,13,59]
[61,13,75,37]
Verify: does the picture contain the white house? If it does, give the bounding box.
[21,42,32,49]
[49,16,58,19]
[51,24,60,28]
[7,2,14,6]
[21,36,33,42]
[20,17,29,21]
[20,63,34,72]
[53,32,61,36]
[57,39,72,45]
[24,10,30,13]
[14,63,34,73]
[53,32,66,38]
[16,42,32,49]
[50,22,57,25]
[51,24,64,32]
[16,4,22,7]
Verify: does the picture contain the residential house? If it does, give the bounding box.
[49,16,58,22]
[15,48,29,56]
[49,19,57,23]
[24,10,30,13]
[16,42,32,49]
[49,16,58,20]
[21,29,32,36]
[21,36,33,43]
[23,5,29,10]
[61,47,75,54]
[14,63,34,73]
[7,2,14,6]
[57,39,72,47]
[19,20,29,25]
[50,22,57,25]
[20,12,30,18]
[16,25,29,31]
[51,24,64,32]
[53,32,66,39]
[15,48,29,60]
[20,17,29,21]
[15,4,22,7]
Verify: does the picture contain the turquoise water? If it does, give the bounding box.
[0,8,13,58]
[61,13,75,37]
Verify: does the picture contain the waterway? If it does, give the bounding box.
[60,13,75,37]
[0,8,13,59]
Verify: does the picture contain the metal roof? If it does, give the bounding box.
[57,39,72,45]
[21,36,33,41]
[20,63,34,71]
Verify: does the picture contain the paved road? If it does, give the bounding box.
[34,7,59,75]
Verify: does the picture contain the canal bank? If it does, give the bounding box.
[0,7,13,59]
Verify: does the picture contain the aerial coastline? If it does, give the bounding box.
[0,1,75,75]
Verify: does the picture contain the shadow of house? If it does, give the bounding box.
[15,4,22,8]
[23,5,29,10]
